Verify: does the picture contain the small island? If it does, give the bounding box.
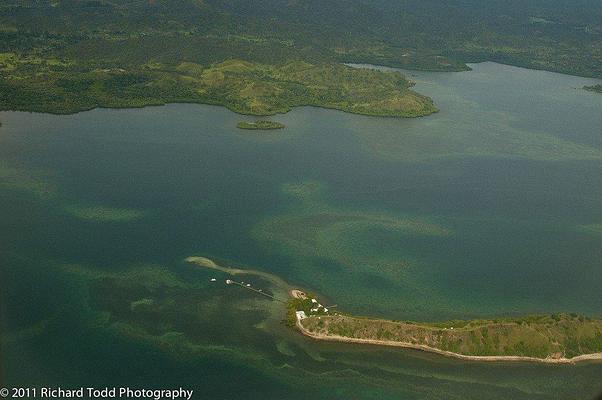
[584,84,602,94]
[237,120,286,130]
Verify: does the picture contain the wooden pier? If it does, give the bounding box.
[226,279,286,303]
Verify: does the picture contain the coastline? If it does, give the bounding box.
[188,257,602,365]
[295,317,602,364]
[0,97,438,119]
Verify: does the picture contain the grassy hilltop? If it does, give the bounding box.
[0,56,436,116]
[301,313,602,360]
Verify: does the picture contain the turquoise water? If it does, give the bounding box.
[1,62,602,398]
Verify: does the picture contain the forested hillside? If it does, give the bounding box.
[0,0,600,114]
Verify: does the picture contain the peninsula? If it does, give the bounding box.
[188,256,602,364]
[294,300,602,364]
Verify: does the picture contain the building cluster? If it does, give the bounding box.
[310,298,328,313]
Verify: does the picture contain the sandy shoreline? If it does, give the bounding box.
[290,289,307,299]
[295,318,602,364]
[187,256,291,289]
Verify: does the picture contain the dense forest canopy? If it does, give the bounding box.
[0,0,600,113]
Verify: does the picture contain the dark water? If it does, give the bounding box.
[1,63,602,399]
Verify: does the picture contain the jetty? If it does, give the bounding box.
[226,279,286,303]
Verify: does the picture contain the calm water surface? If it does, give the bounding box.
[1,63,602,399]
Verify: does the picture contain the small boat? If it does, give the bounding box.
[210,278,217,282]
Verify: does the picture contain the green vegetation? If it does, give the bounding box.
[287,297,312,326]
[286,293,333,327]
[0,0,600,116]
[301,313,602,359]
[0,56,435,117]
[584,84,602,93]
[237,120,285,130]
